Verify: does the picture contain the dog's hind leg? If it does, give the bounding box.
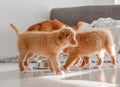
[24,52,33,71]
[79,56,90,68]
[95,51,105,68]
[105,46,116,66]
[18,51,28,72]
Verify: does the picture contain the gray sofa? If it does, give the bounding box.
[50,5,120,26]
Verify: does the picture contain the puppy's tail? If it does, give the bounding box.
[73,21,84,31]
[10,22,21,35]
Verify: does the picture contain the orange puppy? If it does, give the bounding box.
[27,19,83,32]
[63,29,116,70]
[26,19,84,71]
[10,22,78,74]
[27,19,66,32]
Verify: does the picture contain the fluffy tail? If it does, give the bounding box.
[10,22,21,35]
[73,21,84,31]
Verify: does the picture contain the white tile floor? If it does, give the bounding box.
[0,63,120,87]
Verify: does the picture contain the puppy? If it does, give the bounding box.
[27,19,66,32]
[27,19,83,32]
[26,20,84,71]
[10,23,78,74]
[63,29,116,70]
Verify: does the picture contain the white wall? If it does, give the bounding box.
[93,0,114,5]
[115,0,120,4]
[0,0,94,58]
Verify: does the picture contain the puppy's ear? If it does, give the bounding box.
[58,29,70,40]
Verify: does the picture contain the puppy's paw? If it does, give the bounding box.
[97,66,102,69]
[20,70,25,73]
[93,65,102,69]
[60,66,64,70]
[110,64,117,68]
[24,69,33,73]
[56,71,65,75]
[79,65,89,69]
[25,66,33,71]
[61,66,71,71]
[24,67,33,73]
[50,70,55,73]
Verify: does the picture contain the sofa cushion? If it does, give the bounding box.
[51,5,120,26]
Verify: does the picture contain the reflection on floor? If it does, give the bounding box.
[63,67,120,84]
[0,63,120,87]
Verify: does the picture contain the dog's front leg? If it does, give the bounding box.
[63,54,78,71]
[49,54,64,75]
[73,57,81,66]
[47,59,55,72]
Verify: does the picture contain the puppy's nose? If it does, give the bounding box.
[71,39,78,47]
